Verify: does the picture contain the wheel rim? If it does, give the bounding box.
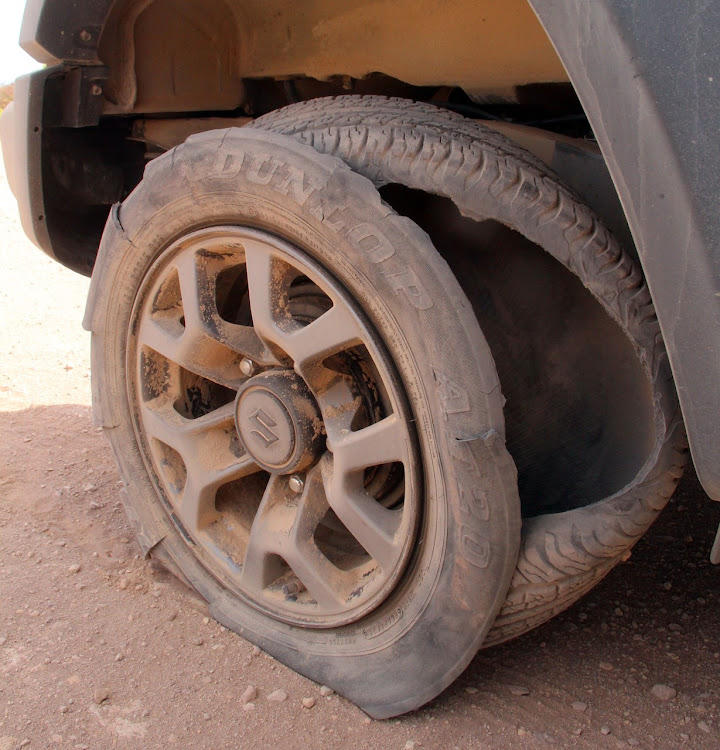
[128,227,421,627]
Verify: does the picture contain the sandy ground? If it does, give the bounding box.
[1,157,719,750]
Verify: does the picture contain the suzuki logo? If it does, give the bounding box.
[249,409,280,447]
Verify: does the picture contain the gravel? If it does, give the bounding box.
[652,685,678,701]
[241,686,258,704]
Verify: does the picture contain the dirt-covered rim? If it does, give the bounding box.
[126,226,422,628]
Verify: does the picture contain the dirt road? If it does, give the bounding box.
[1,157,718,750]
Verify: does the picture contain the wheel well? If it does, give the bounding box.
[38,0,624,275]
[97,0,568,115]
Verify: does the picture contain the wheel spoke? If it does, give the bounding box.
[243,239,290,354]
[241,469,349,609]
[178,451,258,534]
[141,401,235,455]
[329,414,409,472]
[286,304,364,369]
[323,418,409,569]
[139,249,276,389]
[138,315,243,390]
[176,251,274,359]
[141,401,260,534]
[244,238,363,367]
[321,456,403,570]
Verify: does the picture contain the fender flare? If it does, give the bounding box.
[20,0,114,64]
[528,0,720,500]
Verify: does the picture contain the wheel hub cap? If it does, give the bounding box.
[235,369,325,474]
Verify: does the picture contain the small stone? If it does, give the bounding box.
[167,611,178,622]
[192,637,204,646]
[517,728,530,736]
[464,686,479,695]
[663,582,672,591]
[600,725,612,735]
[614,608,624,617]
[202,713,211,721]
[19,742,31,748]
[114,653,124,662]
[93,687,109,705]
[573,728,583,736]
[83,484,97,493]
[240,686,257,704]
[698,721,711,733]
[0,637,6,646]
[320,685,334,697]
[508,686,530,696]
[118,579,128,590]
[202,617,210,625]
[59,706,69,714]
[405,741,417,749]
[599,661,614,671]
[242,702,255,712]
[572,701,588,713]
[267,689,287,703]
[651,684,677,701]
[251,646,261,657]
[302,697,316,709]
[67,564,81,575]
[628,740,640,747]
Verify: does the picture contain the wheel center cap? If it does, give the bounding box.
[235,369,325,474]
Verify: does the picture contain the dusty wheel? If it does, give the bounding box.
[85,128,520,717]
[250,96,688,646]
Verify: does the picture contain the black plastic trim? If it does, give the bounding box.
[20,0,114,64]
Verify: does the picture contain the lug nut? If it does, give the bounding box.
[282,580,306,596]
[239,357,255,377]
[288,475,304,494]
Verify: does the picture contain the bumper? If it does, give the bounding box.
[1,68,54,259]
